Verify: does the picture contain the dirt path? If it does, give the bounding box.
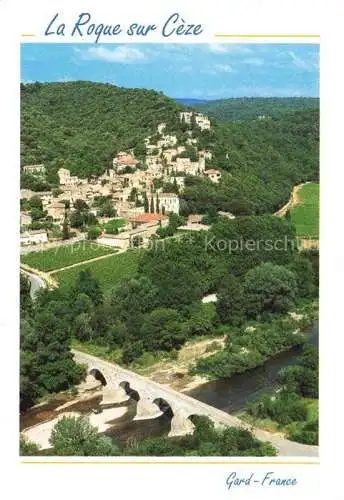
[274,182,310,217]
[20,264,58,290]
[48,248,125,275]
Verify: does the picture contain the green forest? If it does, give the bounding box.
[21,81,183,181]
[184,97,319,121]
[20,215,319,412]
[181,109,319,216]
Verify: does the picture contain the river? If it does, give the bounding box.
[21,322,318,449]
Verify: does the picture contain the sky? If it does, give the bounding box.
[21,43,319,99]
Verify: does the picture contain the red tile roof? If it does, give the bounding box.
[128,213,168,223]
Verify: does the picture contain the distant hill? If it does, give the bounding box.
[21,81,183,181]
[180,97,319,122]
[176,98,211,106]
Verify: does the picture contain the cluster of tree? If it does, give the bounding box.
[181,110,319,216]
[21,171,52,192]
[246,344,318,445]
[20,196,46,221]
[20,415,276,457]
[69,199,96,230]
[92,195,117,217]
[21,81,185,180]
[20,274,86,411]
[156,213,185,238]
[190,316,307,379]
[184,97,319,122]
[20,213,319,411]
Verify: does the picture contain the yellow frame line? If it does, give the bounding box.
[214,34,320,38]
[22,460,320,465]
[21,34,36,37]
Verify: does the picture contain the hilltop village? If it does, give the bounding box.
[20,111,222,249]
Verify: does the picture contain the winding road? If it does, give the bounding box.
[20,269,46,299]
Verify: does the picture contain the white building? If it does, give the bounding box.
[20,229,48,246]
[149,193,179,215]
[179,111,211,130]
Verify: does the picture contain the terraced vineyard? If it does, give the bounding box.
[290,183,319,239]
[21,242,117,272]
[52,249,140,292]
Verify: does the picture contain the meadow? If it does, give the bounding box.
[52,249,140,292]
[21,241,117,272]
[290,183,319,238]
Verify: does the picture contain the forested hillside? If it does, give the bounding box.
[21,82,319,216]
[181,109,319,215]
[21,81,183,181]
[184,97,319,122]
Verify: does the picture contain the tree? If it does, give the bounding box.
[243,262,298,319]
[143,192,149,213]
[132,235,143,247]
[289,256,315,298]
[105,276,158,337]
[184,303,217,337]
[87,226,102,240]
[62,211,70,240]
[20,435,40,456]
[140,308,186,352]
[20,310,85,409]
[97,200,116,217]
[150,196,155,213]
[50,416,119,456]
[20,274,32,313]
[73,313,94,342]
[74,269,103,305]
[74,199,89,211]
[216,274,245,325]
[156,194,160,213]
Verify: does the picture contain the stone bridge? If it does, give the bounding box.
[72,349,319,457]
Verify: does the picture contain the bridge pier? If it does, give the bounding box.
[168,409,195,437]
[133,395,163,420]
[100,385,130,406]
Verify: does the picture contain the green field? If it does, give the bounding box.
[53,249,140,292]
[290,183,319,238]
[21,242,117,272]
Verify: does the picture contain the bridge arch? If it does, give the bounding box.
[119,380,140,401]
[153,397,174,418]
[88,368,108,386]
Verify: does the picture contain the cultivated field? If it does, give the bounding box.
[52,249,140,292]
[21,241,117,272]
[290,182,319,239]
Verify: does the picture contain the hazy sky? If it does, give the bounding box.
[21,43,319,99]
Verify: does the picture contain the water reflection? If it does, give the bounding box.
[20,322,318,444]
